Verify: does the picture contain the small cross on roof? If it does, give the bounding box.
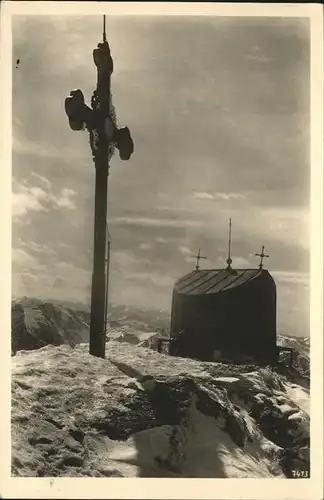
[255,245,269,269]
[191,248,207,271]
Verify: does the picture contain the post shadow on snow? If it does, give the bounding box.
[110,373,309,478]
[87,353,310,478]
[114,375,229,478]
[90,371,229,477]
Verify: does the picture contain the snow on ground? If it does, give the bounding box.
[285,384,310,414]
[11,341,310,478]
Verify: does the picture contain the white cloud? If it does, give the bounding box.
[250,207,310,250]
[12,249,92,303]
[16,238,56,257]
[113,250,151,270]
[272,270,309,287]
[232,256,253,268]
[139,242,153,251]
[214,192,246,201]
[12,181,77,218]
[127,271,174,288]
[179,246,193,256]
[53,188,76,209]
[53,261,91,289]
[13,136,62,159]
[156,205,197,214]
[31,172,52,190]
[192,191,246,203]
[12,248,38,266]
[110,216,203,229]
[12,185,48,217]
[12,134,84,160]
[193,191,214,201]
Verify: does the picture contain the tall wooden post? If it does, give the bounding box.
[64,16,134,358]
[90,161,109,357]
[89,23,112,358]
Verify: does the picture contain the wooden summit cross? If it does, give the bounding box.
[64,16,134,359]
[255,245,269,269]
[191,248,207,271]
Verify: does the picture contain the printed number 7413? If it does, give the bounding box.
[292,469,309,478]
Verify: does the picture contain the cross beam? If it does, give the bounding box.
[191,248,207,271]
[64,18,134,358]
[255,245,269,269]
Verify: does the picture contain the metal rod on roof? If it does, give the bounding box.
[226,218,233,270]
[103,14,107,43]
[228,218,232,260]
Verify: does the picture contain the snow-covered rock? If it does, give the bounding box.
[277,335,310,379]
[11,342,309,478]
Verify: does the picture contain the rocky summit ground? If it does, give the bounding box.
[11,340,310,478]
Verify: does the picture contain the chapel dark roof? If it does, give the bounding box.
[174,268,270,295]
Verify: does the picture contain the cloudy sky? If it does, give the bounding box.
[12,15,310,336]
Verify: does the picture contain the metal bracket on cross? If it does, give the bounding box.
[64,89,134,162]
[64,39,134,162]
